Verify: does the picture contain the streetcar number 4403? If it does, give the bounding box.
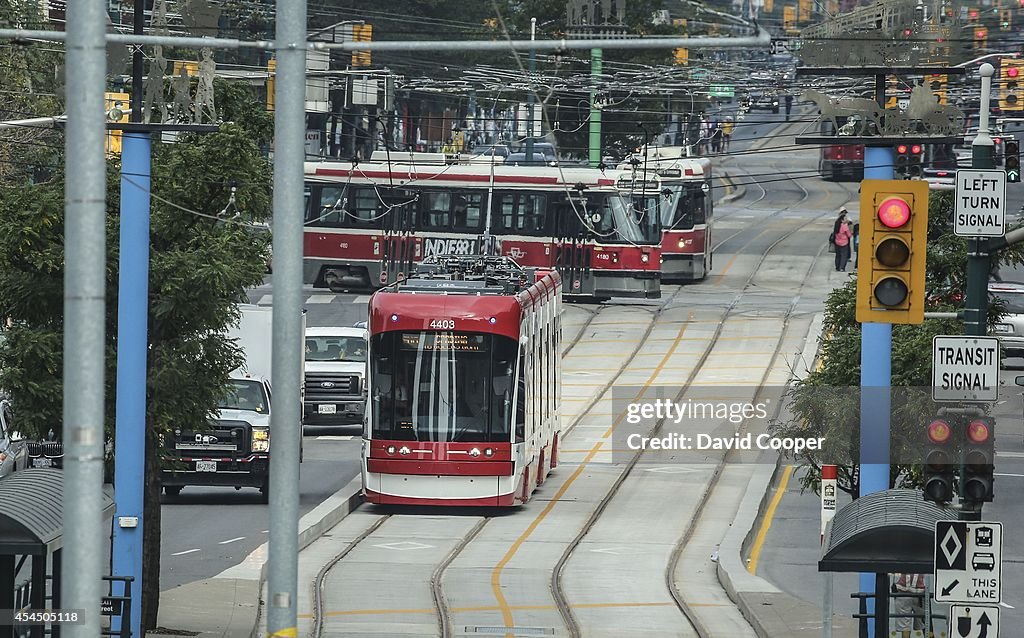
[430,319,456,330]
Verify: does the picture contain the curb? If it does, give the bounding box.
[717,171,746,205]
[152,475,364,638]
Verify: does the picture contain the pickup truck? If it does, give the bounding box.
[303,326,368,427]
[163,304,305,503]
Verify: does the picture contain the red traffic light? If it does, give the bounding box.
[928,419,952,443]
[967,419,991,443]
[877,196,912,228]
[911,144,922,154]
[1010,67,1020,78]
[897,144,909,154]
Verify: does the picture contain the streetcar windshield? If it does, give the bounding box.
[584,193,661,244]
[369,332,518,442]
[661,184,708,231]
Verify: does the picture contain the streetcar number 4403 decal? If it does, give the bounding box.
[430,319,456,329]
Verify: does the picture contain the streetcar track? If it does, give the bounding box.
[432,518,489,638]
[549,156,833,638]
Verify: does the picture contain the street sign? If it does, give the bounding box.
[949,604,999,638]
[820,464,837,544]
[931,336,999,402]
[954,169,1006,237]
[934,521,1002,604]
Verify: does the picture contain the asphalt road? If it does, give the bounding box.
[159,288,369,590]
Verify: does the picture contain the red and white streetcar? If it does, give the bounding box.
[619,147,714,282]
[363,255,561,506]
[303,152,661,300]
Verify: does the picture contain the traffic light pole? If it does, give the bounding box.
[589,47,602,167]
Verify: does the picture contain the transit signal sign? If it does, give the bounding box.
[955,170,1006,237]
[934,521,1002,604]
[932,336,999,402]
[949,604,999,638]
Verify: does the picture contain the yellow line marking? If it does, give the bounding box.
[267,628,297,638]
[489,312,695,634]
[303,600,729,619]
[746,464,794,575]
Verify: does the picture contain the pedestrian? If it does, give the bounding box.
[833,209,853,272]
[699,115,710,155]
[722,117,734,152]
[892,573,926,637]
[784,94,794,120]
[851,221,859,269]
[710,119,721,153]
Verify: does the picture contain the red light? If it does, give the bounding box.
[928,420,951,444]
[877,197,911,228]
[967,420,990,443]
[1010,67,1020,78]
[970,10,979,18]
[897,144,908,154]
[903,28,912,36]
[976,28,987,39]
[911,144,922,154]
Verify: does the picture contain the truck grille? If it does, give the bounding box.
[28,441,64,458]
[172,420,250,455]
[304,372,360,400]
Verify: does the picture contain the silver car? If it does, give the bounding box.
[989,283,1024,359]
[0,398,28,479]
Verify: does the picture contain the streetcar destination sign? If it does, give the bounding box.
[954,169,1006,237]
[932,336,999,402]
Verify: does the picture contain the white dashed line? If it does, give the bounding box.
[353,295,371,304]
[218,537,245,545]
[305,295,335,304]
[172,549,200,556]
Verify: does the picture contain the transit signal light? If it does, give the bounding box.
[352,23,373,68]
[926,74,947,105]
[924,417,955,504]
[894,143,924,178]
[1002,60,1024,111]
[856,180,929,324]
[1007,139,1020,182]
[962,417,995,504]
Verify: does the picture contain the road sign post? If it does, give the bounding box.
[949,603,999,637]
[932,336,1000,402]
[934,521,1002,604]
[954,169,1006,237]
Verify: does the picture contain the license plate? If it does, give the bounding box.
[32,458,52,468]
[994,324,1012,334]
[319,404,337,414]
[195,460,217,472]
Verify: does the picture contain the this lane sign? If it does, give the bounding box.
[949,604,999,638]
[934,521,1002,604]
[932,336,999,402]
[955,169,1006,237]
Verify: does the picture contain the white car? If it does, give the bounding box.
[989,282,1024,359]
[303,326,368,426]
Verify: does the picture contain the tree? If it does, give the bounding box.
[0,80,273,629]
[769,191,1024,498]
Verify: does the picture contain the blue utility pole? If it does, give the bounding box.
[112,0,151,634]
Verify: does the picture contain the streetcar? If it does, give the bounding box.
[363,255,561,506]
[818,118,864,182]
[617,147,713,281]
[303,152,662,301]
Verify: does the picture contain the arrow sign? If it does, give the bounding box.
[943,579,961,597]
[949,604,999,638]
[979,611,991,638]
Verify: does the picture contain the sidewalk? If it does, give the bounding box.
[148,477,363,638]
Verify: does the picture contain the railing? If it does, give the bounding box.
[851,589,948,638]
[11,575,133,638]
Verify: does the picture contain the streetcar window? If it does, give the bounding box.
[515,353,526,442]
[495,192,548,235]
[420,191,451,229]
[351,188,379,224]
[315,185,349,226]
[369,332,518,443]
[452,192,484,231]
[600,194,661,244]
[692,186,707,226]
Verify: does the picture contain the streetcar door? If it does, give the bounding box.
[553,195,592,296]
[379,189,417,287]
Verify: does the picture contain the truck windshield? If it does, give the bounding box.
[217,379,268,413]
[369,331,517,442]
[306,335,367,362]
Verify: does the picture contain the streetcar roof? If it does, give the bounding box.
[304,160,621,188]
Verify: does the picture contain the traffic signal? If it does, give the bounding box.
[962,417,995,504]
[926,74,947,105]
[1001,60,1024,111]
[856,180,929,324]
[1006,138,1020,182]
[894,143,924,178]
[352,23,372,68]
[923,417,956,504]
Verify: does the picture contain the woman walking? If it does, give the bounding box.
[833,209,853,272]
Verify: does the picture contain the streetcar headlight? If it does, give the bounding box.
[484,447,495,457]
[469,447,482,457]
[641,253,649,263]
[390,314,399,322]
[678,240,686,249]
[252,427,270,452]
[386,445,396,455]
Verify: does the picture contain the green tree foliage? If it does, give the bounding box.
[769,191,1024,498]
[0,78,272,627]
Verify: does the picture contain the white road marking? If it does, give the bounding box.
[995,472,1024,478]
[305,295,335,304]
[373,541,434,551]
[316,435,355,440]
[997,451,1024,458]
[256,294,272,306]
[218,537,245,545]
[261,530,269,534]
[353,295,371,304]
[172,549,200,556]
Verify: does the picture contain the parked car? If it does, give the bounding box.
[27,428,63,469]
[989,282,1024,359]
[303,326,368,427]
[504,152,557,166]
[0,398,28,478]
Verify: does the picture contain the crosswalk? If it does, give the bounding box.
[253,294,370,306]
